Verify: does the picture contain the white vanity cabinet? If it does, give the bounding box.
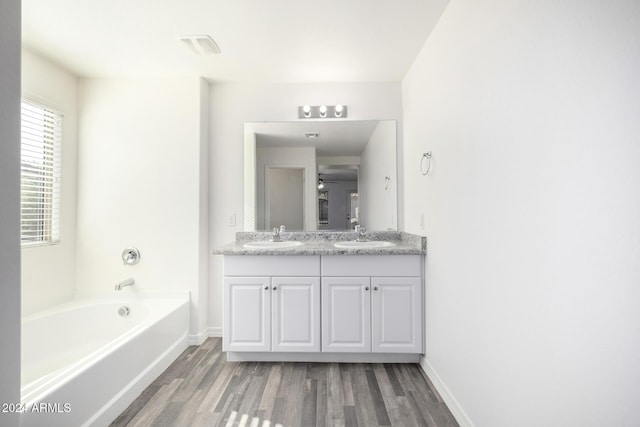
[222,253,424,361]
[223,256,321,353]
[321,255,423,354]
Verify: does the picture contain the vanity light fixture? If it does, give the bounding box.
[298,105,348,119]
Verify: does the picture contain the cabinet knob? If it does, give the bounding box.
[264,286,269,290]
[374,286,379,291]
[365,286,369,291]
[273,286,277,291]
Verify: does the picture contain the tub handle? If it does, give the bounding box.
[122,247,141,265]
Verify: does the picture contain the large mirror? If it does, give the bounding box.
[244,120,397,231]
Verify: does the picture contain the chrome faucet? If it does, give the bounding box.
[272,225,286,242]
[354,225,367,242]
[122,247,140,265]
[115,278,135,290]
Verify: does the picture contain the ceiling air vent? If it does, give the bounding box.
[178,35,221,55]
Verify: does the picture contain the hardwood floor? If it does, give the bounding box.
[110,338,458,427]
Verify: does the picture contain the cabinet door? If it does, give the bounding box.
[321,277,371,352]
[371,277,422,353]
[223,277,271,352]
[271,277,320,352]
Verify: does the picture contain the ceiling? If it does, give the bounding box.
[22,0,448,82]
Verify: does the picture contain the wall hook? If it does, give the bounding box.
[384,175,391,190]
[421,152,432,175]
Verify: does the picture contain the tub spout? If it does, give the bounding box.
[115,278,135,290]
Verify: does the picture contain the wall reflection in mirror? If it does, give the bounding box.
[244,120,397,231]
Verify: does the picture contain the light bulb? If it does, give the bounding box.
[335,104,344,117]
[319,105,327,117]
[303,105,311,117]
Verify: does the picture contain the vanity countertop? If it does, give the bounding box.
[212,231,426,256]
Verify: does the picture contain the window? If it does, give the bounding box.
[20,99,62,246]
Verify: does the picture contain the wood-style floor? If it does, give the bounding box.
[110,338,458,427]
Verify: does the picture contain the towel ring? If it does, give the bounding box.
[421,152,432,175]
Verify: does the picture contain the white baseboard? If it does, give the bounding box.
[207,326,222,337]
[188,328,209,345]
[188,327,221,345]
[419,356,475,427]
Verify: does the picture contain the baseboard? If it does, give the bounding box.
[207,326,222,337]
[419,356,475,427]
[188,328,209,345]
[188,327,221,345]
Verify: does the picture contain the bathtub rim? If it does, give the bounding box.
[21,289,190,323]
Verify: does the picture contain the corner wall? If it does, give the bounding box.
[0,0,21,424]
[402,0,640,426]
[76,77,209,341]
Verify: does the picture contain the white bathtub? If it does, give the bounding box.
[20,293,190,427]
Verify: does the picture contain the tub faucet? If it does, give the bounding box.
[115,278,135,290]
[122,247,140,265]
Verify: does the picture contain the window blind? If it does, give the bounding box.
[20,100,63,246]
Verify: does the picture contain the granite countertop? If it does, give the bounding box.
[212,231,426,256]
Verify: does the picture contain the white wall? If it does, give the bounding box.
[21,49,79,315]
[0,0,22,424]
[197,81,210,344]
[208,82,403,333]
[256,146,316,230]
[360,121,397,230]
[76,77,209,341]
[402,0,640,426]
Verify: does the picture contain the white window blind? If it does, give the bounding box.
[20,100,63,246]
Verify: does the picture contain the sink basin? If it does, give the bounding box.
[243,241,304,249]
[334,241,396,249]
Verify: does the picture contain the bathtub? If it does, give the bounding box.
[20,292,190,427]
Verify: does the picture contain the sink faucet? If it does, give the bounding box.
[115,278,135,290]
[354,225,367,242]
[272,225,286,242]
